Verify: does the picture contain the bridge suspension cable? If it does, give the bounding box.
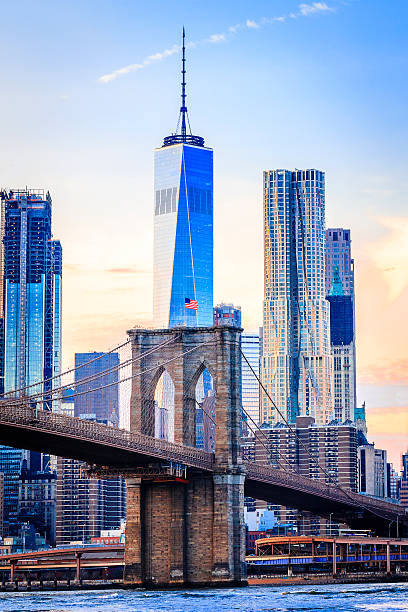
[4,335,179,406]
[1,337,132,400]
[239,346,394,523]
[13,338,217,409]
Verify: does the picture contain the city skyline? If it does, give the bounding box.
[0,0,406,467]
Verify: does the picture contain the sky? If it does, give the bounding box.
[0,0,407,468]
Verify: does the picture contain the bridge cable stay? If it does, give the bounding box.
[241,412,295,474]
[240,402,296,473]
[16,339,218,414]
[239,347,396,522]
[0,337,132,400]
[4,335,179,407]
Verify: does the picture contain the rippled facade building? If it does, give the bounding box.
[262,169,333,426]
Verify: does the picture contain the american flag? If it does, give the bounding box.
[185,297,198,310]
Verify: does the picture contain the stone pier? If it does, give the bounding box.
[123,327,247,588]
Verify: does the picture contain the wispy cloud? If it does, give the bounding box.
[208,33,226,43]
[299,2,334,16]
[98,3,336,84]
[99,44,179,83]
[368,216,408,302]
[105,266,149,275]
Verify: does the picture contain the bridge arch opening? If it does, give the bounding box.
[152,369,175,442]
[193,365,216,451]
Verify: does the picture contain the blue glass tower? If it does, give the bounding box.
[153,29,213,328]
[0,188,62,535]
[74,352,119,426]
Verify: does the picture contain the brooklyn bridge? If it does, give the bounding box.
[0,326,406,587]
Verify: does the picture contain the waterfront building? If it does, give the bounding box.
[358,444,389,498]
[56,457,126,545]
[399,452,408,507]
[262,169,333,426]
[18,464,56,546]
[74,352,119,426]
[0,188,61,536]
[153,30,213,329]
[213,303,242,328]
[0,473,4,538]
[326,228,357,422]
[254,416,357,535]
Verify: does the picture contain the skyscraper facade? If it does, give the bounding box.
[325,228,356,422]
[325,228,354,298]
[74,352,119,426]
[56,352,125,544]
[0,189,61,400]
[262,169,333,426]
[0,188,61,535]
[153,30,213,329]
[241,333,261,425]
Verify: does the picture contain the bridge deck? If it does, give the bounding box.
[0,402,406,530]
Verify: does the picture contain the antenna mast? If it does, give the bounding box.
[162,27,205,148]
[181,27,187,140]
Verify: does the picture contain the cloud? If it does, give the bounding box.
[105,267,149,275]
[299,2,334,16]
[208,33,226,43]
[98,5,336,84]
[368,216,408,302]
[98,45,179,83]
[359,358,408,385]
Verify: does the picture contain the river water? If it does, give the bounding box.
[0,583,406,611]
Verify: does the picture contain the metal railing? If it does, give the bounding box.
[0,402,214,471]
[244,461,408,520]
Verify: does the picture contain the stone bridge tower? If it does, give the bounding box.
[123,326,247,588]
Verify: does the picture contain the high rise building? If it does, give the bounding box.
[255,416,358,535]
[241,333,260,425]
[262,169,333,426]
[56,457,126,545]
[153,30,213,329]
[18,464,56,546]
[74,352,119,426]
[213,303,242,328]
[326,229,357,422]
[0,189,61,399]
[56,352,125,545]
[325,228,354,298]
[0,189,61,536]
[358,445,389,498]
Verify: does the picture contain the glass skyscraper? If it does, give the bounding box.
[241,333,261,425]
[153,30,213,328]
[0,188,62,535]
[74,352,120,426]
[262,169,333,426]
[152,30,214,446]
[0,189,62,400]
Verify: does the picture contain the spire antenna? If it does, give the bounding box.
[162,28,205,148]
[181,27,187,139]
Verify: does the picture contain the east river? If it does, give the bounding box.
[0,583,407,611]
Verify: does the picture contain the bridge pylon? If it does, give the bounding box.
[123,326,247,588]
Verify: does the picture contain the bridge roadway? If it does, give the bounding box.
[0,402,406,534]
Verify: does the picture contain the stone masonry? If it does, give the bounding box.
[123,326,247,587]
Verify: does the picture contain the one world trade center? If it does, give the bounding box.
[153,29,213,328]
